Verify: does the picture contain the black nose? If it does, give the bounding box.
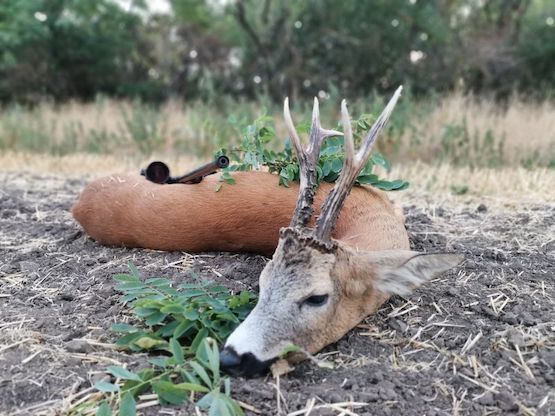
[219,347,241,369]
[219,346,275,378]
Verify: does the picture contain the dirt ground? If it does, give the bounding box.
[0,171,554,416]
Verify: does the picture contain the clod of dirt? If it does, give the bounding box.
[476,392,495,406]
[65,340,92,354]
[476,203,488,213]
[494,391,518,411]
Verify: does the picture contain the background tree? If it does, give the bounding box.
[0,0,553,103]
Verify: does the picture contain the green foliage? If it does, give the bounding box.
[120,102,165,155]
[0,95,549,169]
[0,0,554,102]
[219,111,409,191]
[87,264,255,415]
[439,120,505,168]
[0,0,155,102]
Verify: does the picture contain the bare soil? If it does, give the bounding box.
[0,171,554,416]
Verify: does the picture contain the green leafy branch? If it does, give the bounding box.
[217,111,409,191]
[72,264,256,416]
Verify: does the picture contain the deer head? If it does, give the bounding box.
[219,88,462,377]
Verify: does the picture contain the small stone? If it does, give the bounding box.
[358,389,379,402]
[59,292,75,301]
[378,387,397,401]
[341,379,353,389]
[518,311,536,326]
[369,370,384,384]
[19,261,40,275]
[476,203,488,213]
[388,318,408,334]
[495,391,518,411]
[541,351,555,368]
[447,288,458,297]
[542,240,555,253]
[507,329,525,347]
[65,357,83,367]
[270,358,294,377]
[500,312,517,325]
[476,392,494,406]
[65,340,91,353]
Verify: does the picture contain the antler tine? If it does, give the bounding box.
[340,99,355,168]
[314,86,403,241]
[284,97,342,228]
[284,97,303,157]
[355,86,403,164]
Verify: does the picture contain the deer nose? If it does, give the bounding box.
[219,347,242,370]
[219,346,274,377]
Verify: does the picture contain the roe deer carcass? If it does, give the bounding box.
[71,87,462,377]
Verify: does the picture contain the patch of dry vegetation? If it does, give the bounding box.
[1,152,553,205]
[0,93,553,167]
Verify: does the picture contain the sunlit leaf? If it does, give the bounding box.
[96,401,112,416]
[118,393,136,416]
[107,366,142,381]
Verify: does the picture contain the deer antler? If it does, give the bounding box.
[284,97,342,228]
[314,86,403,241]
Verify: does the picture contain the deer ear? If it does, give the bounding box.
[375,253,463,296]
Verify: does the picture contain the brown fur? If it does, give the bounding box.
[71,171,409,255]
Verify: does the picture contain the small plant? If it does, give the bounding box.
[439,119,506,168]
[75,264,256,416]
[120,102,166,155]
[217,111,409,191]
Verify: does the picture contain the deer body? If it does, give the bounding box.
[72,89,462,377]
[72,171,409,256]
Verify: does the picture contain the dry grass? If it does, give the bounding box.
[1,152,553,206]
[393,94,555,166]
[0,93,553,167]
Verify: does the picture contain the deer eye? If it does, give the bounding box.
[303,294,329,307]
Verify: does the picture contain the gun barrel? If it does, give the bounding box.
[171,155,230,184]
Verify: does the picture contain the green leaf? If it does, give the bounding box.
[96,401,112,416]
[173,320,195,338]
[371,153,391,171]
[152,380,188,405]
[134,307,159,317]
[115,332,147,349]
[197,338,220,376]
[197,391,215,408]
[183,309,200,320]
[169,337,184,365]
[356,174,379,185]
[175,382,210,393]
[331,157,343,173]
[209,396,232,416]
[133,336,167,350]
[119,393,136,416]
[278,344,302,357]
[189,360,213,389]
[107,366,142,381]
[113,273,137,282]
[145,311,167,326]
[190,327,209,352]
[111,323,138,333]
[127,263,140,280]
[149,357,169,368]
[95,380,120,393]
